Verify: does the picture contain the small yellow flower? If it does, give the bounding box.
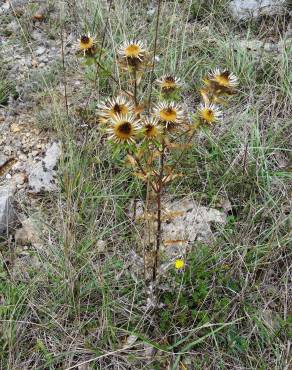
[156,75,181,92]
[108,114,140,144]
[98,97,133,121]
[209,68,238,88]
[198,103,222,124]
[141,117,162,140]
[174,259,185,270]
[154,102,184,128]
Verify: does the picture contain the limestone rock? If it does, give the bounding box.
[35,46,46,56]
[161,197,226,250]
[0,183,16,235]
[28,142,61,193]
[229,0,286,20]
[134,196,227,259]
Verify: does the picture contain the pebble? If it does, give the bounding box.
[35,46,46,56]
[10,123,21,133]
[12,173,26,185]
[33,8,46,21]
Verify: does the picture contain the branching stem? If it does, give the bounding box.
[162,127,198,185]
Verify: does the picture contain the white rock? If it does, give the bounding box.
[229,0,286,20]
[0,183,16,235]
[0,3,10,13]
[43,142,61,169]
[161,197,226,248]
[28,142,61,193]
[134,196,227,259]
[35,46,46,56]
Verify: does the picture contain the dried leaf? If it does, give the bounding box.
[136,148,146,159]
[200,88,210,104]
[133,103,145,115]
[137,211,157,221]
[162,173,183,184]
[163,239,188,246]
[162,210,185,221]
[133,171,149,181]
[147,150,161,165]
[126,154,137,167]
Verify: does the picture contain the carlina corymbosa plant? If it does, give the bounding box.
[76,28,238,308]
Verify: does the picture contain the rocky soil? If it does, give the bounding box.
[0,1,68,244]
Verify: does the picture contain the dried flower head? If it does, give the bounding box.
[209,69,238,88]
[154,102,184,128]
[78,33,95,55]
[156,75,181,92]
[141,117,162,140]
[174,259,185,270]
[198,103,222,124]
[108,114,139,144]
[98,97,133,121]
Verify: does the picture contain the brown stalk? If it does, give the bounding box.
[133,67,138,106]
[152,140,165,282]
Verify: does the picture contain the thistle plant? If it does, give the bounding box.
[76,34,238,305]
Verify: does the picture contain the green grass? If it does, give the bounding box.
[0,64,16,106]
[0,0,291,369]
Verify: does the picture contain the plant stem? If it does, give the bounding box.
[95,60,132,99]
[133,68,138,106]
[152,140,165,282]
[162,126,198,185]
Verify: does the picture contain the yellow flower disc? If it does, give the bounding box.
[159,108,177,123]
[125,44,142,58]
[174,259,185,269]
